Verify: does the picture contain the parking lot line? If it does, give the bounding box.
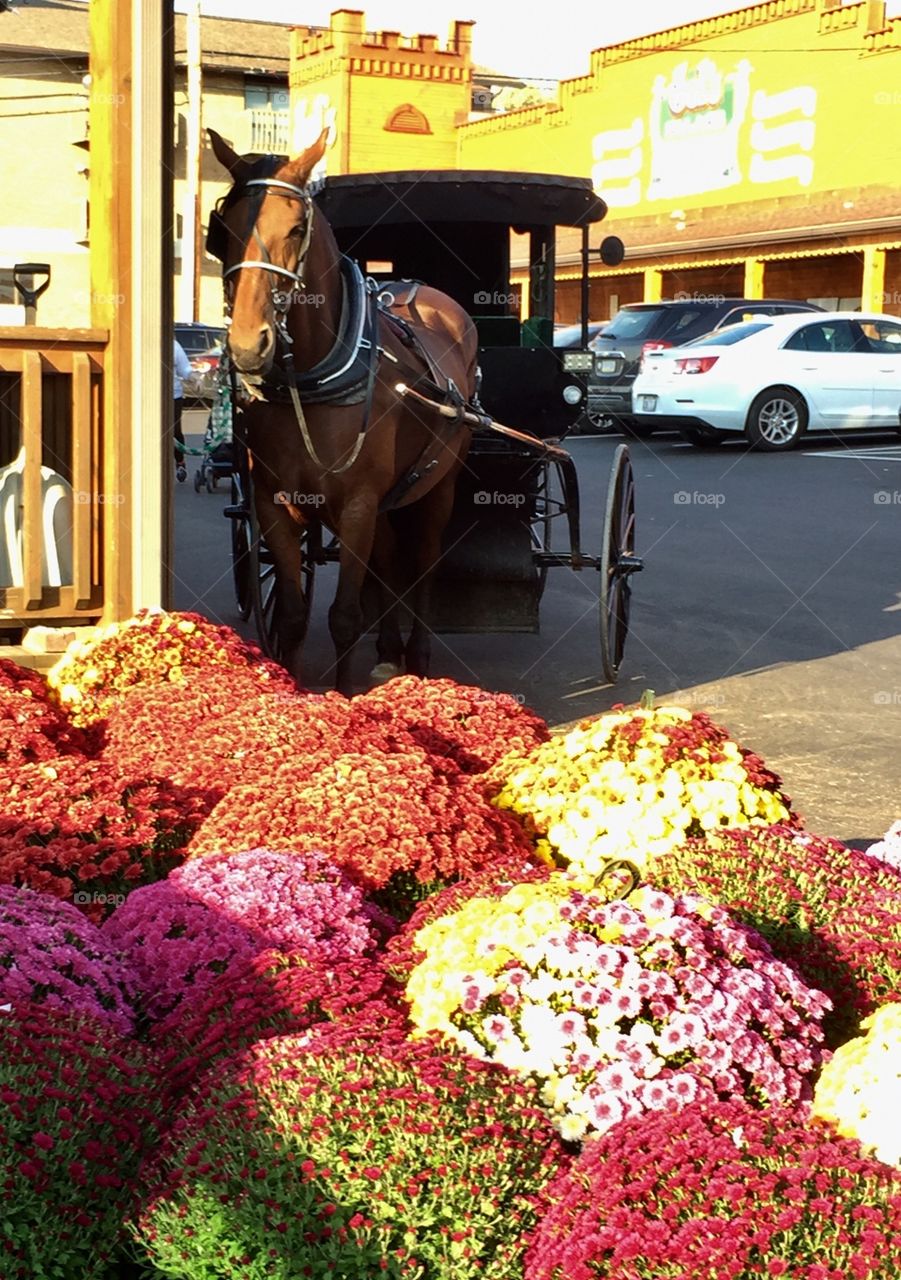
[802,445,901,461]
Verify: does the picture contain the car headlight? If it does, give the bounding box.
[562,384,583,405]
[562,352,594,373]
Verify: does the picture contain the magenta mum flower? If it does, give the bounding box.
[102,847,382,1022]
[0,884,135,1034]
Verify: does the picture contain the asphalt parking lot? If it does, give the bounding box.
[174,412,901,847]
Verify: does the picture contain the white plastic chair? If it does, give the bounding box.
[0,447,73,588]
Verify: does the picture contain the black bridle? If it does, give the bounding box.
[207,156,316,351]
[208,158,384,475]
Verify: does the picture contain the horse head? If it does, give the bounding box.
[208,128,329,378]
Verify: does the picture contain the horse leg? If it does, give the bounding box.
[328,493,378,697]
[255,490,309,684]
[369,514,406,683]
[402,472,458,678]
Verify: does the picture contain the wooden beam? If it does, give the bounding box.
[744,258,765,299]
[89,0,174,622]
[71,352,93,607]
[89,0,133,623]
[21,351,43,609]
[131,0,174,612]
[861,246,886,313]
[643,268,663,302]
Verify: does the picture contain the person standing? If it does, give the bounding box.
[173,337,192,482]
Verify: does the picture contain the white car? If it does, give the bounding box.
[631,311,901,450]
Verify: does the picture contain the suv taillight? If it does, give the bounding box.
[673,356,719,375]
[638,339,673,373]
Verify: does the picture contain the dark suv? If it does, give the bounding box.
[587,298,823,434]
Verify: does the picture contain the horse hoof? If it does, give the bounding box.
[369,661,404,684]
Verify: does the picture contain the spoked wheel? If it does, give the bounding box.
[745,387,807,451]
[584,405,616,434]
[229,474,253,621]
[530,460,565,601]
[599,443,643,683]
[249,500,316,664]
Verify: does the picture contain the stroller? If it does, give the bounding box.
[192,365,235,493]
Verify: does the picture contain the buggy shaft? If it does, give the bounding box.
[394,383,570,461]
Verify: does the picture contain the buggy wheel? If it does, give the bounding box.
[599,444,642,683]
[193,468,202,493]
[206,470,216,493]
[249,504,316,663]
[229,476,253,621]
[530,461,559,601]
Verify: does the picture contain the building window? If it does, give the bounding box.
[0,269,34,305]
[385,104,431,134]
[244,79,289,112]
[0,270,17,305]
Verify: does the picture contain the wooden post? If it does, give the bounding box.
[861,246,886,313]
[89,0,133,623]
[89,0,173,622]
[744,257,765,299]
[182,0,202,322]
[643,268,663,302]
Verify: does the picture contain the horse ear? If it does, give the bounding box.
[284,128,330,186]
[208,128,250,181]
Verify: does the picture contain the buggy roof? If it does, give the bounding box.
[315,170,607,230]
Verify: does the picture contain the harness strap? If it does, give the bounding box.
[282,284,382,477]
[377,406,468,514]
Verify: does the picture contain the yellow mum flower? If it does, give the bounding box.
[812,1002,901,1167]
[489,705,791,882]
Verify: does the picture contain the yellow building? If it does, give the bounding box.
[289,8,474,177]
[457,0,901,320]
[11,1,901,330]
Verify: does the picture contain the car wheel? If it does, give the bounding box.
[680,426,726,449]
[745,388,807,451]
[585,405,616,433]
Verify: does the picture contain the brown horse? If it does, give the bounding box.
[207,129,478,696]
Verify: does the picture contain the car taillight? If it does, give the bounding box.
[639,340,673,372]
[673,356,719,374]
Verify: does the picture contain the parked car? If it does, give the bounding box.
[553,323,612,432]
[588,297,823,435]
[631,311,901,451]
[554,322,607,349]
[175,322,226,401]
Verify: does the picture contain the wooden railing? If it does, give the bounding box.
[0,328,108,632]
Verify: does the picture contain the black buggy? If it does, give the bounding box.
[226,168,642,683]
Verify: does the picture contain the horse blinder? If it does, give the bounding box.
[206,207,229,263]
